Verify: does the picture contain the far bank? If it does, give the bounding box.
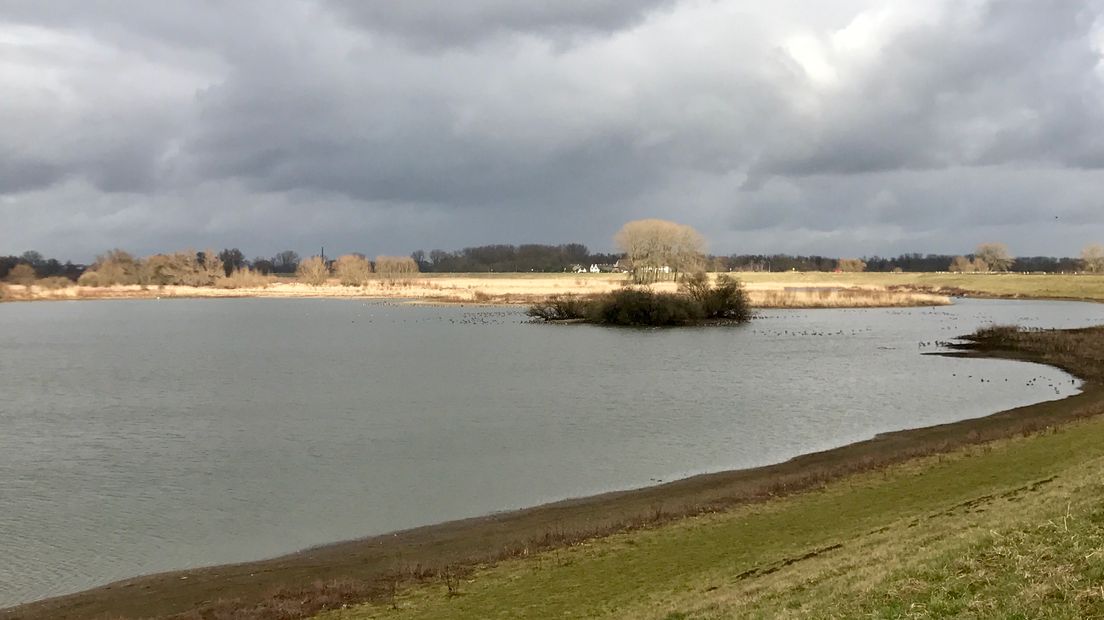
[5,271,1104,307]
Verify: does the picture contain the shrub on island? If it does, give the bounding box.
[527,274,751,326]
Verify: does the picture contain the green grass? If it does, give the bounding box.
[320,416,1104,619]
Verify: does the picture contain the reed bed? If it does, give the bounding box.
[958,324,1104,383]
[750,288,949,308]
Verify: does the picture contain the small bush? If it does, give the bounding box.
[678,272,750,320]
[528,275,751,326]
[6,263,36,285]
[699,275,751,320]
[215,267,272,289]
[526,295,588,321]
[297,256,330,285]
[77,271,102,287]
[36,276,73,290]
[334,254,372,286]
[88,249,145,285]
[375,256,420,278]
[588,288,703,326]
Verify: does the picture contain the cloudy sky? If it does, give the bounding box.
[2,0,1103,262]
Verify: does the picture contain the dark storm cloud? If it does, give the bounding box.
[1,0,1103,261]
[323,0,676,49]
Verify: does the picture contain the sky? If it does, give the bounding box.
[2,0,1104,262]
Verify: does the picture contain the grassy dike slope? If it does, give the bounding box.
[324,421,1104,619]
[324,327,1104,620]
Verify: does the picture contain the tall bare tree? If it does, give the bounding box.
[218,248,246,276]
[334,254,373,285]
[375,256,420,278]
[836,258,867,272]
[614,219,706,283]
[79,249,146,286]
[273,250,301,274]
[296,256,330,285]
[5,263,36,285]
[1082,244,1104,273]
[974,243,1013,272]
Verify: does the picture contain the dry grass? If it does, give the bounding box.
[5,274,951,308]
[734,271,1104,302]
[750,288,948,308]
[34,276,74,290]
[213,268,274,289]
[10,271,1094,306]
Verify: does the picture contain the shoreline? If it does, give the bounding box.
[0,276,953,309]
[5,326,1103,619]
[4,272,1104,307]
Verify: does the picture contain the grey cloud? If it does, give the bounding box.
[0,159,64,194]
[750,0,1104,180]
[322,0,675,49]
[1,0,1103,262]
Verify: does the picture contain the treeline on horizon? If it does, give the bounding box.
[0,245,1099,284]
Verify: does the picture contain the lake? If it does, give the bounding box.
[2,297,1103,607]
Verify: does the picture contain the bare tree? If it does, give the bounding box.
[334,254,373,286]
[614,219,706,283]
[1082,244,1104,273]
[218,248,246,276]
[5,263,36,285]
[20,251,44,268]
[78,249,146,286]
[198,249,225,284]
[296,256,330,285]
[975,243,1013,272]
[252,257,275,275]
[375,255,420,278]
[273,250,301,274]
[948,256,988,273]
[836,258,867,272]
[949,256,971,273]
[142,250,231,286]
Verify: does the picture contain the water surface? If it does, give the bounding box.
[1,297,1102,606]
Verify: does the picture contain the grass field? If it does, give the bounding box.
[322,415,1104,620]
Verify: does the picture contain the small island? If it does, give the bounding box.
[527,272,751,326]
